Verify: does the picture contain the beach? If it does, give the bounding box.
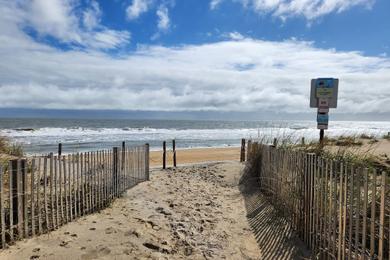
[0,161,261,259]
[150,147,241,167]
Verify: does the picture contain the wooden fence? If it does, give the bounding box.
[0,144,149,248]
[248,142,389,260]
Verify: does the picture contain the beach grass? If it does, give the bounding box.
[0,136,24,166]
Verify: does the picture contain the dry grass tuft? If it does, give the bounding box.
[359,133,375,140]
[0,136,24,166]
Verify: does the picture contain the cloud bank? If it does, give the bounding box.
[0,0,389,115]
[212,0,375,20]
[19,0,130,49]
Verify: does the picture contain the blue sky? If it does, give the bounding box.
[0,0,389,117]
[24,0,390,56]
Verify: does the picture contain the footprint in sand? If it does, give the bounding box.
[81,246,111,260]
[124,229,140,238]
[59,241,70,248]
[105,227,117,234]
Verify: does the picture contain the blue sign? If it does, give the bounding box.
[315,78,335,88]
[317,113,329,124]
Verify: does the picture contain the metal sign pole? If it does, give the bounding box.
[319,129,324,144]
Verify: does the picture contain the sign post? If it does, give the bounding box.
[310,78,339,145]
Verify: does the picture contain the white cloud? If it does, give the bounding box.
[83,0,101,30]
[19,0,130,49]
[228,32,245,40]
[219,0,375,20]
[0,1,389,114]
[156,5,170,31]
[126,0,152,20]
[26,0,81,43]
[210,0,224,9]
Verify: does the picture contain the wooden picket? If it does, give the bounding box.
[0,144,149,248]
[247,142,389,260]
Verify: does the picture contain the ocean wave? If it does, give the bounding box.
[1,120,389,154]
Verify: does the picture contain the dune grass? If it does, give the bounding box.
[0,136,24,166]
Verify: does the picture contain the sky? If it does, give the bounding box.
[0,0,389,119]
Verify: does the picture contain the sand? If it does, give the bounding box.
[0,162,263,260]
[149,147,240,167]
[325,138,390,167]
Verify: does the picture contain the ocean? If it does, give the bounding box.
[0,118,389,155]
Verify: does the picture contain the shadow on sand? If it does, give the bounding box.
[239,168,311,260]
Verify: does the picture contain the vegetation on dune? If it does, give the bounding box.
[359,133,375,139]
[0,136,24,166]
[252,134,388,170]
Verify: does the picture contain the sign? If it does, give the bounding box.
[317,124,328,130]
[317,113,329,130]
[317,113,329,124]
[310,78,339,108]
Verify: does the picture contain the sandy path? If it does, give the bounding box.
[0,162,260,260]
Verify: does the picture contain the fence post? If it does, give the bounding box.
[240,138,246,162]
[121,141,125,171]
[58,143,62,156]
[172,140,176,167]
[301,137,305,145]
[163,141,166,169]
[247,140,252,160]
[145,143,150,181]
[112,147,118,198]
[273,138,278,147]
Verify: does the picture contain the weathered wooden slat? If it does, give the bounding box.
[30,159,36,237]
[54,156,59,229]
[63,155,68,223]
[93,151,97,210]
[43,157,49,232]
[348,164,355,259]
[49,153,54,231]
[0,166,5,248]
[332,161,337,258]
[17,160,23,238]
[323,158,329,254]
[378,171,386,260]
[88,152,92,213]
[370,169,377,258]
[328,159,334,256]
[22,159,28,238]
[80,153,84,216]
[59,155,63,225]
[72,154,77,218]
[77,153,80,217]
[68,154,73,220]
[355,167,362,258]
[9,161,14,242]
[361,168,369,258]
[337,162,344,260]
[37,157,42,235]
[342,163,348,259]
